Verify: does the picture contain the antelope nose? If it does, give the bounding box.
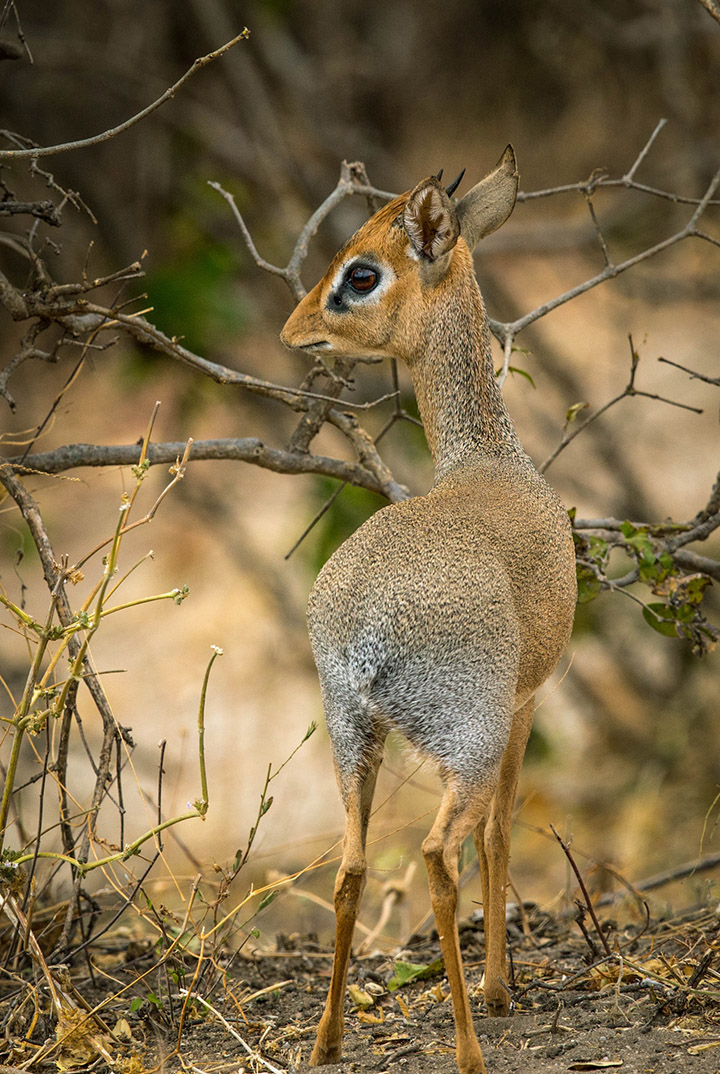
[280,300,308,349]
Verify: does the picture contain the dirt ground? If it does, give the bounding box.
[38,900,717,1074]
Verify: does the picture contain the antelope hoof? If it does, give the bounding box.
[309,1040,342,1066]
[486,992,510,1018]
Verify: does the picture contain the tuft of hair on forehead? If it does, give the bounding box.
[403,179,460,262]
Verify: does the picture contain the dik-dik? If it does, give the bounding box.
[281,148,577,1074]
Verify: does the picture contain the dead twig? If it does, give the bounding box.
[550,824,612,957]
[658,356,720,386]
[540,335,703,475]
[0,30,250,160]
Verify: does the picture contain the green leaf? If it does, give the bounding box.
[622,523,655,561]
[129,997,143,1013]
[507,366,536,388]
[642,603,678,637]
[587,536,609,562]
[387,956,444,992]
[577,570,602,604]
[646,602,675,619]
[580,562,606,605]
[258,889,278,912]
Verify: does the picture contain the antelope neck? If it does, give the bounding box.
[409,285,527,483]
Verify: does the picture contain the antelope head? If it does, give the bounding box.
[281,146,518,365]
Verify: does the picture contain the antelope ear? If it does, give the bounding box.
[456,145,518,250]
[403,177,460,261]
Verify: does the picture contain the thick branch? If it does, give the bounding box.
[7,438,404,499]
[672,549,720,582]
[0,199,61,225]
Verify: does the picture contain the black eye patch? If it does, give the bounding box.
[326,262,382,312]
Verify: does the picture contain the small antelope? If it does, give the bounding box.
[281,148,576,1074]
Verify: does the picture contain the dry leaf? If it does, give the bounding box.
[568,1061,623,1071]
[395,994,411,1018]
[357,1008,385,1024]
[348,984,374,1010]
[688,1040,720,1055]
[111,1017,134,1041]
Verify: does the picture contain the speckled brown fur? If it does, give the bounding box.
[281,147,576,1074]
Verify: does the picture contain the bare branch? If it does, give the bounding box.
[328,409,410,502]
[0,199,61,225]
[625,117,668,181]
[541,391,627,475]
[0,29,250,160]
[540,337,703,474]
[497,332,514,388]
[211,160,394,303]
[695,0,720,25]
[516,120,720,210]
[672,550,720,583]
[584,195,612,267]
[7,437,407,501]
[493,222,708,340]
[694,228,720,251]
[208,181,290,282]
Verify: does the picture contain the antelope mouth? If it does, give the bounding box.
[290,340,332,353]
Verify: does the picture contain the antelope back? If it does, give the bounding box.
[281,147,518,364]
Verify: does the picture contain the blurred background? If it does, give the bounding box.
[1,0,719,946]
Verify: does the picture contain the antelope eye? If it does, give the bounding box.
[347,264,378,294]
